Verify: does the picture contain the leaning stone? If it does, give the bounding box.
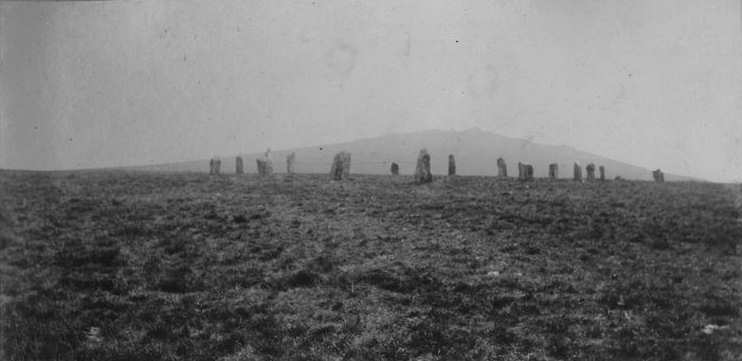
[415,149,433,184]
[340,152,351,179]
[448,154,456,176]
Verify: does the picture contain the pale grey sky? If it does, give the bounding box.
[1,0,740,181]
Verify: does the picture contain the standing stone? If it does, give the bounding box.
[390,162,399,176]
[214,158,222,175]
[330,151,351,180]
[573,163,582,181]
[286,152,296,174]
[652,169,664,183]
[549,163,559,179]
[518,162,534,181]
[235,156,244,174]
[209,158,215,175]
[599,166,605,181]
[256,149,273,177]
[518,162,525,180]
[256,159,273,176]
[415,149,433,184]
[586,163,596,181]
[497,158,508,177]
[340,152,351,179]
[448,154,456,176]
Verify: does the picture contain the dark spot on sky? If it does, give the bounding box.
[455,40,459,43]
[34,126,38,130]
[319,147,323,150]
[68,138,72,142]
[628,73,632,78]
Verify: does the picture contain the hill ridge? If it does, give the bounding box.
[130,128,696,181]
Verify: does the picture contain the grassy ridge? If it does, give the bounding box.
[1,171,740,360]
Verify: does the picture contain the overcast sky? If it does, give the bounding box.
[1,0,740,181]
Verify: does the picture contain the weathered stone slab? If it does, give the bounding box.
[330,151,351,180]
[586,163,596,181]
[497,158,508,177]
[573,163,582,181]
[286,152,296,174]
[257,149,273,177]
[235,156,244,174]
[415,149,432,184]
[448,154,456,176]
[518,162,534,181]
[652,169,664,182]
[549,163,558,179]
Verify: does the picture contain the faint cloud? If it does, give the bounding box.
[324,40,357,81]
[466,65,499,99]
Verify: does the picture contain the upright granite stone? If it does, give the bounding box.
[390,162,399,176]
[518,162,525,180]
[330,151,351,180]
[497,158,508,177]
[286,152,296,174]
[599,166,605,181]
[586,163,596,181]
[548,163,558,179]
[235,156,244,174]
[573,163,582,181]
[518,162,534,181]
[652,169,665,183]
[448,154,456,176]
[209,158,215,175]
[415,149,433,184]
[256,149,273,177]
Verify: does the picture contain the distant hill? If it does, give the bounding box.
[131,128,695,181]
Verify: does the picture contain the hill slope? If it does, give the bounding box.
[134,128,692,181]
[1,171,739,360]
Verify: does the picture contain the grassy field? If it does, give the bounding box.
[1,171,741,360]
